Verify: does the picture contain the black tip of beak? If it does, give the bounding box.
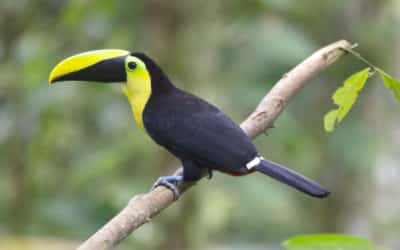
[53,56,127,84]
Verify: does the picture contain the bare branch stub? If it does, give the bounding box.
[77,40,352,250]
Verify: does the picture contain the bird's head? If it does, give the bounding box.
[49,49,172,127]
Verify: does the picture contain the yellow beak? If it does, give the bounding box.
[49,49,130,84]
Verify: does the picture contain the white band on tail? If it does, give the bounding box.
[246,156,264,169]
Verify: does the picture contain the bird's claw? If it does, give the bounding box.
[151,175,183,200]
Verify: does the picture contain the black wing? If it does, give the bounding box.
[143,90,258,172]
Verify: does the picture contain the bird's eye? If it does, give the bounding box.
[127,61,137,70]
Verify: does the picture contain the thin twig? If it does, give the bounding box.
[77,40,353,250]
[340,44,378,71]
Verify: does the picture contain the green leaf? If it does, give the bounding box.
[323,68,370,132]
[378,69,400,102]
[283,234,385,250]
[323,110,338,132]
[332,68,370,122]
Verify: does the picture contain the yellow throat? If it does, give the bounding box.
[122,68,151,128]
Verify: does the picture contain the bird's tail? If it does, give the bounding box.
[251,157,330,198]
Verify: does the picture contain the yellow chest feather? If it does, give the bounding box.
[122,73,151,128]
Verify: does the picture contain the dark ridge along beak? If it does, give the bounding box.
[49,49,130,84]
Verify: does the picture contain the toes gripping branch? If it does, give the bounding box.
[151,175,184,200]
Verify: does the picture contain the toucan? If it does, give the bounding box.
[49,49,329,200]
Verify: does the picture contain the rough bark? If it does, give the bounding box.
[77,40,352,250]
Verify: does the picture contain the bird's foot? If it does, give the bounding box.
[151,175,183,200]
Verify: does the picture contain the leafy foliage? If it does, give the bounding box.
[324,49,400,132]
[324,68,370,132]
[283,234,386,250]
[378,69,400,103]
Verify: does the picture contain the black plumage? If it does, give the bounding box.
[144,87,258,180]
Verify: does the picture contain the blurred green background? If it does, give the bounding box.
[0,0,399,249]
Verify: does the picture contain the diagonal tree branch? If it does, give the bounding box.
[77,40,352,250]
